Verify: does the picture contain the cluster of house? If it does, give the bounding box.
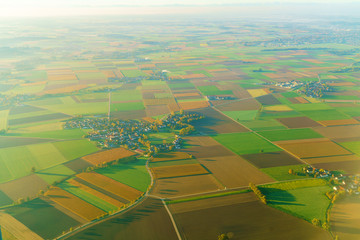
[303,166,360,195]
[303,166,332,178]
[275,80,304,89]
[298,81,331,98]
[206,95,235,101]
[64,112,204,154]
[333,175,360,195]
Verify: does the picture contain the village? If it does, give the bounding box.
[289,165,360,195]
[64,111,204,156]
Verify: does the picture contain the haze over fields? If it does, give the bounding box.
[0,2,359,240]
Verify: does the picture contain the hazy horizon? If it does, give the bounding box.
[1,1,360,18]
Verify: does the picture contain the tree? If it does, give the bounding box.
[322,222,329,230]
[180,109,184,115]
[218,234,229,240]
[288,169,294,175]
[312,218,321,227]
[31,166,36,173]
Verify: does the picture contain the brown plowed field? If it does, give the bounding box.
[241,151,302,168]
[0,174,48,201]
[152,152,191,162]
[198,155,274,188]
[67,179,125,208]
[312,160,360,175]
[277,116,322,128]
[45,187,106,221]
[256,94,281,105]
[151,174,223,198]
[190,107,249,134]
[331,196,360,240]
[305,154,360,164]
[169,192,331,240]
[277,139,352,159]
[76,172,143,201]
[183,136,221,146]
[67,197,179,240]
[314,125,360,139]
[318,119,359,126]
[151,164,209,179]
[216,98,261,111]
[82,148,136,165]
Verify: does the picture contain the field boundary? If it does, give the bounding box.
[162,199,183,240]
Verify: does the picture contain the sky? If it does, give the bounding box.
[0,0,358,17]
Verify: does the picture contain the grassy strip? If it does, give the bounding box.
[165,189,250,205]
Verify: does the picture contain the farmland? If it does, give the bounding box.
[1,11,360,240]
[168,192,331,240]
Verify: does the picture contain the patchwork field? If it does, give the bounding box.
[4,198,81,239]
[76,172,143,201]
[67,197,179,240]
[169,192,331,240]
[198,155,274,188]
[45,187,106,221]
[260,179,332,223]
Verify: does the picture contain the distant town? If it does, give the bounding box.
[65,111,204,156]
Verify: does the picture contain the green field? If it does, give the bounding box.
[197,85,232,95]
[260,180,331,223]
[0,139,97,183]
[301,109,352,121]
[222,110,258,121]
[96,158,150,192]
[111,90,142,102]
[110,101,144,112]
[0,190,13,207]
[260,164,308,181]
[60,181,118,212]
[240,119,287,131]
[340,141,360,155]
[5,198,81,239]
[0,110,9,130]
[212,132,281,155]
[36,164,75,184]
[257,128,323,141]
[16,129,87,140]
[52,139,99,160]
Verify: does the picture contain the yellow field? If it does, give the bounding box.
[264,105,292,111]
[247,89,268,98]
[318,119,359,126]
